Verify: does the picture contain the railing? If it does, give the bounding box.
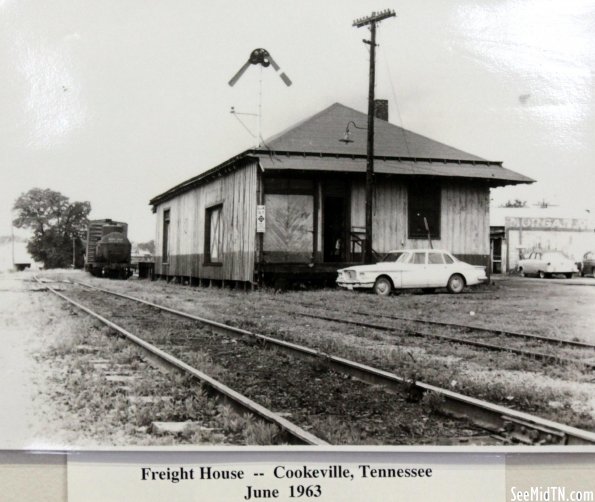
[350,227,382,262]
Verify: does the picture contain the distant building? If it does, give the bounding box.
[150,102,533,286]
[0,235,40,272]
[490,207,595,273]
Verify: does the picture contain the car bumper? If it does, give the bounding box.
[545,268,578,274]
[336,281,374,290]
[467,269,488,285]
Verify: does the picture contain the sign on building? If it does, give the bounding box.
[505,217,590,232]
[256,205,266,233]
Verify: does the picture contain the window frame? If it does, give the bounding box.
[204,203,224,266]
[428,251,445,264]
[162,208,170,264]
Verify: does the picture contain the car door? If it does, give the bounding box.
[533,252,546,273]
[524,252,539,274]
[401,251,427,288]
[385,252,409,289]
[426,251,449,287]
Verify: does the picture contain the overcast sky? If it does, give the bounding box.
[1,0,594,242]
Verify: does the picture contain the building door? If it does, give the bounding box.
[491,237,503,273]
[323,196,347,262]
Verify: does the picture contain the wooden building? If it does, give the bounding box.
[149,102,533,285]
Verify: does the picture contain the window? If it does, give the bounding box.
[411,252,426,264]
[428,252,444,264]
[408,181,441,239]
[162,209,170,262]
[205,204,223,264]
[443,253,454,264]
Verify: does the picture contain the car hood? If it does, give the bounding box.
[338,264,386,273]
[337,262,401,272]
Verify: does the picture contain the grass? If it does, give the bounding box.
[34,270,595,434]
[33,291,278,446]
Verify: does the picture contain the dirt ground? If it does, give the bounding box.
[0,273,68,448]
[1,269,594,448]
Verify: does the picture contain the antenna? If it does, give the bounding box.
[228,48,292,147]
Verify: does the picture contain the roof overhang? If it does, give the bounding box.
[257,153,534,186]
[149,150,534,210]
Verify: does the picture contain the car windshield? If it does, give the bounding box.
[380,251,404,262]
[543,252,566,260]
[395,252,411,263]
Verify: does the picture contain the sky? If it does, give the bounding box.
[1,0,594,242]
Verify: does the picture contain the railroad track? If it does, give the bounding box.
[52,280,494,445]
[35,277,327,446]
[52,278,595,446]
[266,299,595,370]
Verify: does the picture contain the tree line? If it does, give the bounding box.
[13,188,90,269]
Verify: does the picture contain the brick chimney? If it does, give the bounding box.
[374,99,389,121]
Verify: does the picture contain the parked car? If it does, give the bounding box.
[336,249,487,296]
[517,250,578,279]
[579,251,595,277]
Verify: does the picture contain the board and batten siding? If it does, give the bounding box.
[154,161,258,281]
[351,178,490,257]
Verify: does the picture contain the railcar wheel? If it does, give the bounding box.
[446,274,465,294]
[373,276,392,296]
[538,271,546,279]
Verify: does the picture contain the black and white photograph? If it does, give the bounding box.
[1,0,595,451]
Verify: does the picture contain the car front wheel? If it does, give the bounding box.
[373,276,392,296]
[446,274,465,294]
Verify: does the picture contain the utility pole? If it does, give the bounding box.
[11,215,15,268]
[353,9,395,263]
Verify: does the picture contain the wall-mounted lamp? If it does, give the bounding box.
[339,121,366,144]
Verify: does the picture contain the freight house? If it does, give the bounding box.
[149,102,533,287]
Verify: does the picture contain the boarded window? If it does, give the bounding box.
[263,194,314,263]
[205,204,223,264]
[408,181,441,239]
[162,209,170,262]
[264,177,314,194]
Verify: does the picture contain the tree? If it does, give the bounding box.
[13,188,91,268]
[501,199,527,208]
[136,240,155,254]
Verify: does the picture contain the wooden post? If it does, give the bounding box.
[353,9,396,263]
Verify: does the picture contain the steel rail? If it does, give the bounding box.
[73,280,595,445]
[346,309,595,350]
[269,299,595,351]
[36,277,327,446]
[293,312,595,370]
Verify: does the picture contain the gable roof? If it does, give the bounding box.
[260,102,488,161]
